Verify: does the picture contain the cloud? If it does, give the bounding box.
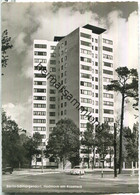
[1,3,138,132]
[3,96,32,135]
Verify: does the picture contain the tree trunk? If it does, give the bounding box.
[92,148,96,169]
[119,93,125,174]
[88,147,90,168]
[110,148,112,168]
[63,157,66,169]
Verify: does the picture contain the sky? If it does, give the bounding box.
[1,2,139,135]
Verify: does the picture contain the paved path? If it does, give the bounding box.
[2,171,139,193]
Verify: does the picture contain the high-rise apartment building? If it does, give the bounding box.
[32,24,114,167]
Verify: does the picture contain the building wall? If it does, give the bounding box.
[56,28,80,127]
[32,24,115,167]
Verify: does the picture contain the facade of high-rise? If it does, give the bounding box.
[32,24,114,167]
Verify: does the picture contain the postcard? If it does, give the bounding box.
[1,1,139,194]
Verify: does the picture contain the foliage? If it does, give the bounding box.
[122,124,138,167]
[1,29,13,70]
[2,110,42,168]
[45,119,80,168]
[106,66,138,173]
[95,123,114,160]
[2,111,25,167]
[81,123,95,168]
[23,132,42,167]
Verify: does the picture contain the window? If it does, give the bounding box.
[81,65,91,71]
[103,85,107,90]
[84,107,92,112]
[103,77,112,82]
[49,127,54,131]
[50,89,56,94]
[80,49,92,55]
[95,54,98,58]
[49,112,55,116]
[81,32,91,39]
[65,56,67,61]
[95,46,98,51]
[51,53,56,57]
[95,39,98,43]
[80,57,91,63]
[61,73,63,77]
[34,96,46,100]
[65,41,67,45]
[34,59,47,63]
[80,81,92,87]
[104,62,113,67]
[34,51,47,56]
[33,126,46,131]
[64,102,67,107]
[34,81,46,85]
[34,104,46,108]
[34,89,46,94]
[95,101,98,105]
[95,77,98,82]
[104,101,114,106]
[103,46,113,52]
[50,46,56,50]
[34,44,47,48]
[95,85,98,90]
[95,93,98,97]
[33,119,46,123]
[50,97,56,101]
[50,60,56,65]
[103,38,113,45]
[95,62,98,66]
[50,67,56,72]
[81,73,91,79]
[50,104,55,109]
[61,65,63,70]
[61,111,63,116]
[33,111,46,116]
[61,43,64,48]
[104,117,114,122]
[103,69,113,75]
[64,110,67,115]
[95,70,98,74]
[34,88,46,93]
[81,98,92,103]
[81,89,92,95]
[95,109,98,113]
[61,103,63,108]
[81,41,91,47]
[103,54,113,60]
[34,66,46,70]
[81,123,87,128]
[34,74,46,78]
[104,109,114,114]
[103,93,113,99]
[50,120,55,124]
[61,58,63,62]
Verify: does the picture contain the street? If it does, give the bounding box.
[2,169,139,193]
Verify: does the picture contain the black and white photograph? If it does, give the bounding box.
[1,1,139,194]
